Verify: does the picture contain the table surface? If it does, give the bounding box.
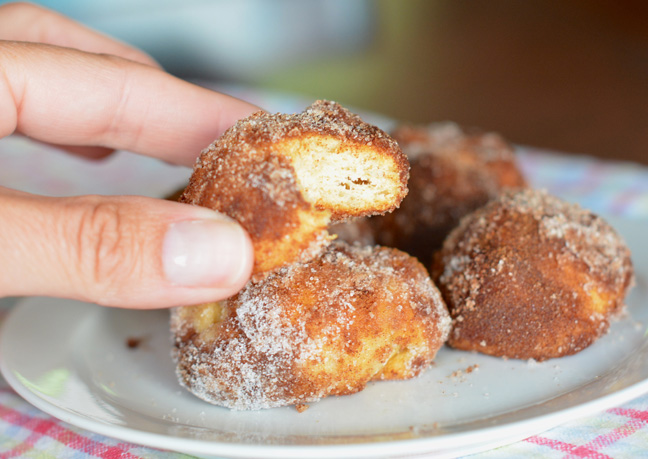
[1,86,648,458]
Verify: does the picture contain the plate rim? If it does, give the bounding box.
[3,294,648,458]
[1,216,647,458]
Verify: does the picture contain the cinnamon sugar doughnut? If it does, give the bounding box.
[172,241,451,410]
[180,100,408,279]
[370,122,526,265]
[431,189,634,361]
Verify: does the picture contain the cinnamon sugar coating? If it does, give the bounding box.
[180,100,408,279]
[431,189,634,361]
[172,241,451,410]
[370,122,527,266]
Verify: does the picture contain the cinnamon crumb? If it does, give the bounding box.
[126,337,143,349]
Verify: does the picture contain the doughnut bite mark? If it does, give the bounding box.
[171,241,451,410]
[370,122,527,265]
[431,189,634,361]
[180,100,408,279]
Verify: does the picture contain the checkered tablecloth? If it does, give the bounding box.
[0,86,647,458]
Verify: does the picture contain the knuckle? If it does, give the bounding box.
[71,197,139,299]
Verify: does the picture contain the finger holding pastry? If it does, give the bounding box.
[180,100,409,279]
[0,6,259,307]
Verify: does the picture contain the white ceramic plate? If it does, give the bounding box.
[1,217,647,459]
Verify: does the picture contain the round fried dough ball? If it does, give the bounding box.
[371,122,527,265]
[431,189,634,361]
[180,100,408,279]
[172,241,451,410]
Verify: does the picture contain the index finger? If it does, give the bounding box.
[0,2,158,67]
[0,41,259,166]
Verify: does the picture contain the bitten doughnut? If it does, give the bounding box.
[431,189,634,361]
[172,241,451,410]
[180,100,408,279]
[370,122,527,265]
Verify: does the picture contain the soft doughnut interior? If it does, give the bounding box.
[184,302,226,334]
[280,135,406,217]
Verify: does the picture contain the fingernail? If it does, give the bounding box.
[163,219,250,287]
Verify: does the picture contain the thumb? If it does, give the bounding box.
[0,188,253,308]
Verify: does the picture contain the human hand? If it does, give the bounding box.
[0,3,257,308]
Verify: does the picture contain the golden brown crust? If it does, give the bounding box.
[182,145,330,280]
[180,100,408,278]
[370,122,527,265]
[172,241,451,410]
[431,188,634,361]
